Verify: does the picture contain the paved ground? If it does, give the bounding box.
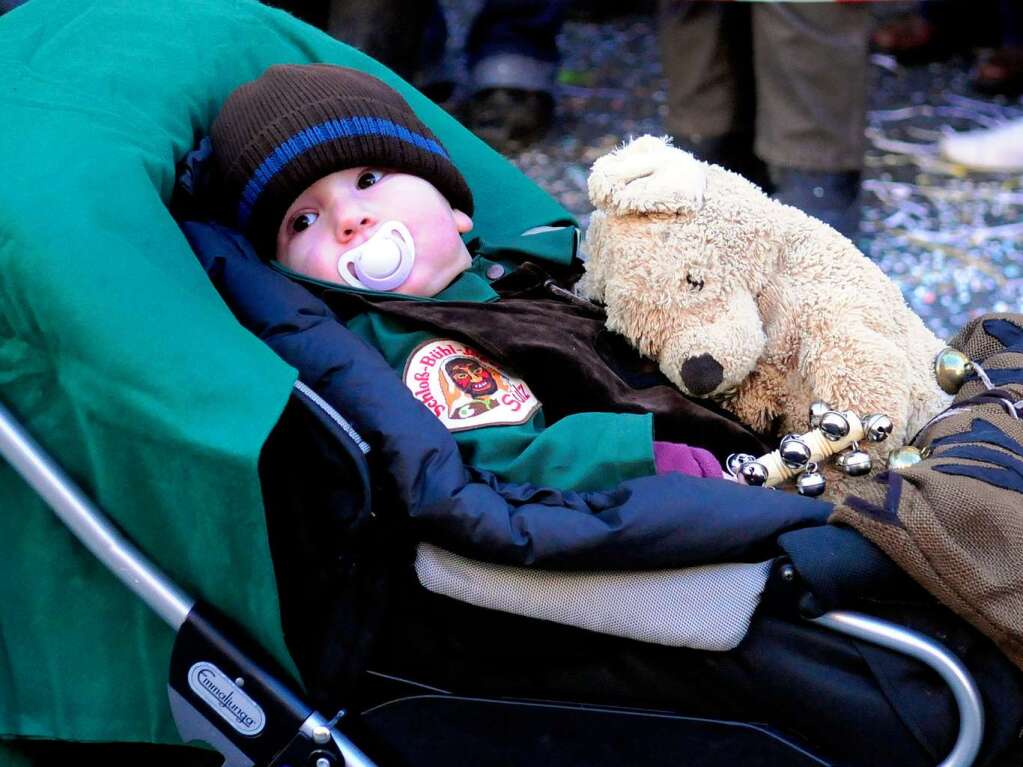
[445,4,1023,340]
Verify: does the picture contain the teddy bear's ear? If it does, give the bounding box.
[587,135,706,216]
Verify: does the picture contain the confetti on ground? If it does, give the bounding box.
[859,58,1023,337]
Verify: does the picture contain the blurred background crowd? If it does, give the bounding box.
[261,0,1023,339]
[3,0,1019,338]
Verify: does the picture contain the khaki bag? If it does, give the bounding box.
[833,313,1023,670]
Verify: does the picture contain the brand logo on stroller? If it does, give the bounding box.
[187,661,266,736]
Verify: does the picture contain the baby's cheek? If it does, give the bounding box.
[300,240,338,282]
[310,261,337,283]
[414,234,451,270]
[392,268,430,297]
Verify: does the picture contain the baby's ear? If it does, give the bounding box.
[588,135,706,216]
[453,209,473,234]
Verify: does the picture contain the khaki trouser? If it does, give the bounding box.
[657,1,871,171]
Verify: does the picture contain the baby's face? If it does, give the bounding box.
[275,167,474,297]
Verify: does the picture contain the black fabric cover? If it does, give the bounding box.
[363,569,1023,767]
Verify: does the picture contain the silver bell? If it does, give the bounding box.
[808,400,832,429]
[862,414,894,443]
[740,461,769,486]
[934,347,973,395]
[837,449,872,477]
[796,465,827,497]
[779,435,812,470]
[887,446,923,471]
[725,453,756,476]
[819,411,851,442]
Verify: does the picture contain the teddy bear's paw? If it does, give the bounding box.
[588,135,706,216]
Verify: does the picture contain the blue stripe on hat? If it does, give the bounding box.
[237,116,450,228]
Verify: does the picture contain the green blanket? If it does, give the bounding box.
[0,0,571,747]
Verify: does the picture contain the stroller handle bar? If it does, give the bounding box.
[0,400,194,630]
[814,611,984,767]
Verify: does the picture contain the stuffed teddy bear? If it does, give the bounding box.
[581,135,953,492]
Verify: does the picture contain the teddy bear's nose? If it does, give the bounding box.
[680,353,724,396]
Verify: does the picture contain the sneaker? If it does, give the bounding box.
[770,168,862,240]
[939,118,1023,172]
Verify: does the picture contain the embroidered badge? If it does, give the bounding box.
[403,339,540,431]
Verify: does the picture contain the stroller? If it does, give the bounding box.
[1,1,1022,765]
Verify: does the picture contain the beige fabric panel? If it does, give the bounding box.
[415,543,772,651]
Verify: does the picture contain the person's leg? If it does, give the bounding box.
[752,2,871,238]
[462,0,566,152]
[465,0,564,90]
[326,0,432,80]
[657,0,769,189]
[416,1,457,103]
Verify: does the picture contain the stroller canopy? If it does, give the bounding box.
[0,0,571,745]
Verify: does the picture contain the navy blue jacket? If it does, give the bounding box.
[184,220,834,570]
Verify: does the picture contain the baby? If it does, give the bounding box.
[210,64,745,490]
[212,64,475,299]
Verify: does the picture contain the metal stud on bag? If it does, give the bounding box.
[934,347,973,394]
[887,446,923,470]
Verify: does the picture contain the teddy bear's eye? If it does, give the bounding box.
[685,274,705,292]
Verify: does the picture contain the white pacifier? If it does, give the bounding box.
[337,220,415,291]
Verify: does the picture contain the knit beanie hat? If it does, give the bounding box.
[211,64,474,256]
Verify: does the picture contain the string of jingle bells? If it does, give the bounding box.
[726,346,975,496]
[726,407,894,497]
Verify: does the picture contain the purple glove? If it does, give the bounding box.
[653,441,724,478]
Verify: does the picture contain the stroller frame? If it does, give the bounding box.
[0,391,985,767]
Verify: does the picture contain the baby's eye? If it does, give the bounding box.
[290,212,318,233]
[357,169,385,189]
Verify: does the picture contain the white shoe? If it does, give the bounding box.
[939,118,1023,172]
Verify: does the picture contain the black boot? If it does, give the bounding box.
[769,167,862,240]
[463,88,554,154]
